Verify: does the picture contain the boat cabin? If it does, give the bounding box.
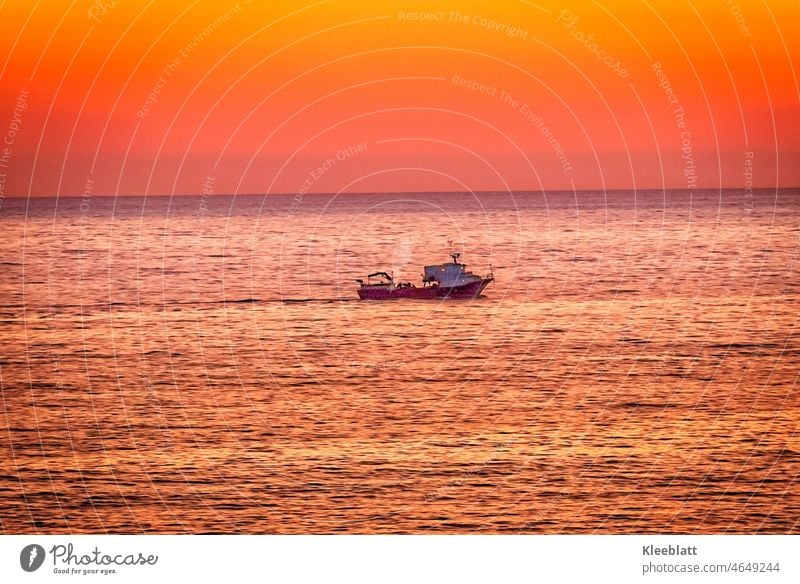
[422,253,482,288]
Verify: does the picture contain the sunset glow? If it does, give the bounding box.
[0,0,797,198]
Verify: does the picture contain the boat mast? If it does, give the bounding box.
[447,239,461,265]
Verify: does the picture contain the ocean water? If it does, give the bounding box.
[0,189,798,533]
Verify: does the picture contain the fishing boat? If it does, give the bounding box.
[356,252,493,300]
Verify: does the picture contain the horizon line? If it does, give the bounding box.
[4,186,797,199]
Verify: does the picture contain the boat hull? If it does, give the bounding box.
[357,278,493,300]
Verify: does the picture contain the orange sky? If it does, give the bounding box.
[0,0,797,196]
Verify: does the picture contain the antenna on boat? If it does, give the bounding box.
[447,239,461,264]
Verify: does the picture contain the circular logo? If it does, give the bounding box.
[20,544,46,572]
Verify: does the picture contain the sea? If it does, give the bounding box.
[1,189,798,533]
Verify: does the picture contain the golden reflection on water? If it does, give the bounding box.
[0,191,798,533]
